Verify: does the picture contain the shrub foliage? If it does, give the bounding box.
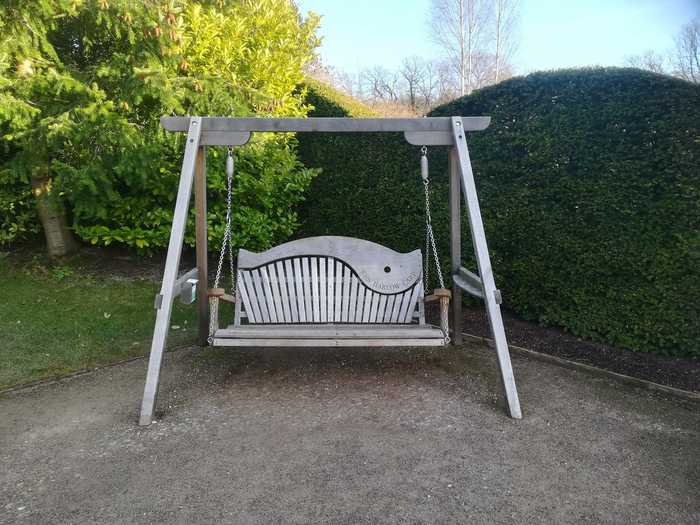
[299,69,700,357]
[0,0,320,252]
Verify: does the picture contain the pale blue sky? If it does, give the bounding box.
[297,0,699,75]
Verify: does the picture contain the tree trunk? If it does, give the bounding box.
[31,170,77,258]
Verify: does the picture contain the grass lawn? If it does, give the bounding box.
[0,251,197,389]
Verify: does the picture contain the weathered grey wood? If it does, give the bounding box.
[458,266,482,290]
[140,117,202,426]
[285,259,299,323]
[240,272,260,323]
[252,270,270,323]
[404,131,454,146]
[348,275,359,323]
[451,116,522,419]
[194,146,208,345]
[404,284,422,323]
[319,257,327,322]
[212,338,445,347]
[334,261,342,322]
[171,268,199,300]
[453,269,484,299]
[233,273,243,326]
[311,257,321,323]
[449,147,463,346]
[293,258,306,322]
[362,290,373,323]
[238,236,421,293]
[215,324,444,339]
[161,116,491,134]
[199,131,251,146]
[236,238,423,327]
[302,257,313,322]
[267,264,284,322]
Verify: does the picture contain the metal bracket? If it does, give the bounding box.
[179,278,198,305]
[154,294,163,310]
[494,289,502,304]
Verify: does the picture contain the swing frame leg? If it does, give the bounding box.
[139,118,202,426]
[449,117,522,419]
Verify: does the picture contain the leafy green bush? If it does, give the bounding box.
[0,0,320,252]
[299,69,700,357]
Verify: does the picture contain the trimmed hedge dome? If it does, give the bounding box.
[298,69,700,357]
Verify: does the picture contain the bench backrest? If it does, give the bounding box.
[235,236,424,325]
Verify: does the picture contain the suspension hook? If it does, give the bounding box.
[420,145,429,182]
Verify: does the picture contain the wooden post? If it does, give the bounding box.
[140,117,202,426]
[194,146,208,346]
[450,117,521,419]
[449,147,463,346]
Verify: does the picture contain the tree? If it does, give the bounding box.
[0,0,322,256]
[624,50,668,74]
[492,0,519,82]
[673,17,699,83]
[400,56,427,112]
[429,0,489,95]
[429,0,518,96]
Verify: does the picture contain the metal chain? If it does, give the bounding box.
[421,147,445,290]
[421,146,449,344]
[213,147,236,296]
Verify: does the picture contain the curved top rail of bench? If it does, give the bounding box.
[160,116,490,146]
[238,236,422,294]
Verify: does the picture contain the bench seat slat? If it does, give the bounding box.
[212,338,445,347]
[215,324,444,339]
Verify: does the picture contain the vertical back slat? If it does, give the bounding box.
[251,269,270,322]
[403,283,422,323]
[397,289,412,324]
[382,295,396,323]
[341,266,351,323]
[237,270,256,323]
[362,289,373,323]
[267,263,284,322]
[334,261,342,322]
[311,257,320,322]
[354,281,364,323]
[302,257,313,323]
[369,293,379,323]
[294,258,306,322]
[389,292,403,323]
[275,261,292,323]
[319,257,327,322]
[285,259,299,323]
[327,258,335,322]
[259,266,279,323]
[347,272,358,323]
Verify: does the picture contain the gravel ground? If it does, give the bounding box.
[1,342,698,524]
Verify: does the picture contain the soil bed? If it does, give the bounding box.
[460,307,700,393]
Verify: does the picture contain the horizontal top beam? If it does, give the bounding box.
[160,116,490,134]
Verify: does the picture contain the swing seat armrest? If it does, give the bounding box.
[424,288,452,303]
[208,288,236,304]
[220,293,236,304]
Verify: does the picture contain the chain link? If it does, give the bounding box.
[421,147,449,344]
[423,174,445,290]
[213,147,236,297]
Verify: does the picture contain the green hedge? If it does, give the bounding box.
[298,69,700,358]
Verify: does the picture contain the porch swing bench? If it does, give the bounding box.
[208,236,450,347]
[139,116,522,426]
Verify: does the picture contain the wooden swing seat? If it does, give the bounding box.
[209,236,448,347]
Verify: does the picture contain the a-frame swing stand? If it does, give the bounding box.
[139,116,522,426]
